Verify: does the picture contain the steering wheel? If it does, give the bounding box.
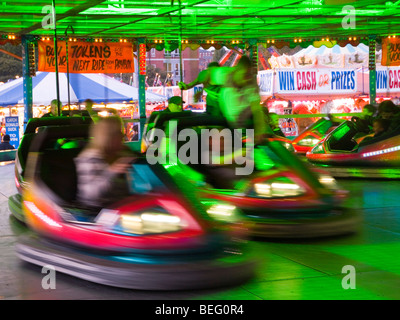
[351,116,370,133]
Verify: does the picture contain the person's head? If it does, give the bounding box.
[168,96,184,112]
[372,118,390,135]
[85,99,94,110]
[50,99,61,116]
[378,100,397,120]
[361,104,376,118]
[2,134,10,143]
[89,116,124,157]
[233,55,253,87]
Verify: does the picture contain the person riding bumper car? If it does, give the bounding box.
[11,123,257,290]
[307,115,400,179]
[144,112,360,239]
[292,117,344,155]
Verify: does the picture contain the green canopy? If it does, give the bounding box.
[0,0,399,45]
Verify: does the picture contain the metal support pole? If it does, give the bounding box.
[369,35,377,104]
[178,0,183,101]
[137,38,147,140]
[65,26,74,111]
[22,36,33,129]
[52,0,60,115]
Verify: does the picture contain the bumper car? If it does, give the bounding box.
[292,117,343,154]
[307,117,400,178]
[14,116,93,194]
[267,133,295,152]
[142,110,295,153]
[0,149,16,164]
[144,112,360,239]
[9,116,93,222]
[10,124,257,290]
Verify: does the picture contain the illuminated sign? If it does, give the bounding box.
[38,40,134,74]
[5,116,19,149]
[139,43,146,75]
[275,68,357,94]
[376,67,400,92]
[382,37,400,67]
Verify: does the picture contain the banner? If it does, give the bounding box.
[381,37,400,67]
[38,40,134,73]
[344,52,368,68]
[5,116,19,149]
[279,118,298,137]
[257,70,274,96]
[275,68,357,95]
[376,67,400,93]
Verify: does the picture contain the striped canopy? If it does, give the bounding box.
[0,72,167,106]
[293,43,370,57]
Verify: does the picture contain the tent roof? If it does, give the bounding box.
[293,43,371,57]
[0,1,399,43]
[0,72,167,106]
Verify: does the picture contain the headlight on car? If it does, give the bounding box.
[318,174,338,190]
[119,212,184,235]
[202,201,240,223]
[311,142,325,154]
[283,142,295,152]
[253,179,305,198]
[297,136,320,147]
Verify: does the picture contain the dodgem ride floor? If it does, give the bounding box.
[1,163,400,300]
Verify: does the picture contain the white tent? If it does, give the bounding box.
[0,72,167,106]
[270,43,376,69]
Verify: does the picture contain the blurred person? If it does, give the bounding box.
[0,134,14,150]
[358,104,376,130]
[209,55,271,143]
[163,96,184,113]
[359,118,391,146]
[178,62,222,117]
[84,99,100,123]
[75,116,137,209]
[201,128,254,188]
[371,118,391,138]
[130,124,139,141]
[377,100,400,132]
[41,99,62,117]
[360,104,376,119]
[125,123,139,142]
[378,100,398,120]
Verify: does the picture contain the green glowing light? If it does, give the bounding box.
[0,1,396,41]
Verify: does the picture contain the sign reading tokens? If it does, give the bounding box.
[38,40,134,73]
[382,37,400,67]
